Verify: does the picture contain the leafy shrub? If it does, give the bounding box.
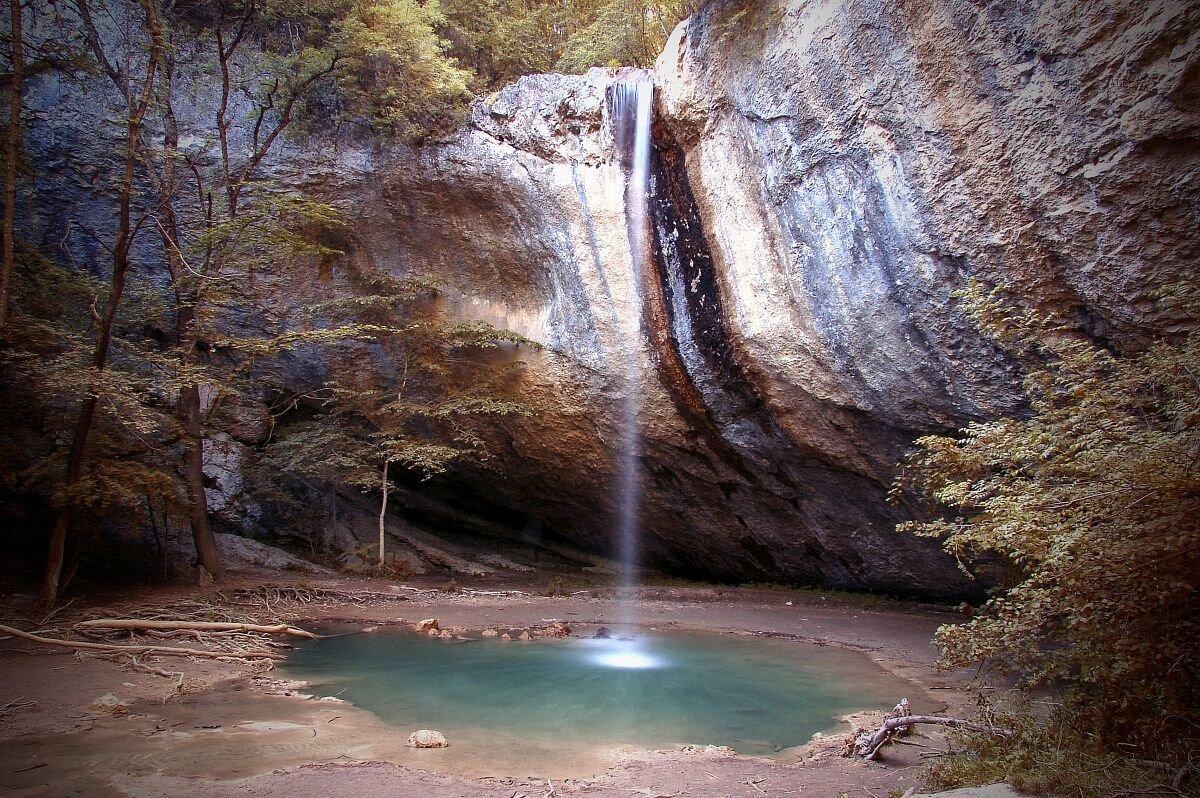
[895,281,1199,757]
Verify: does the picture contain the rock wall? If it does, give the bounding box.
[20,0,1200,594]
[633,0,1199,589]
[334,0,1197,595]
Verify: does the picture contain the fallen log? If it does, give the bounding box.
[856,714,1014,759]
[0,623,282,660]
[75,619,320,639]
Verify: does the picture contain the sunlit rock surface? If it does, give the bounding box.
[24,0,1199,594]
[320,0,1198,595]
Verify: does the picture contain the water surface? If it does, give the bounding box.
[282,629,908,772]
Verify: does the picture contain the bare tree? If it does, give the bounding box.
[42,0,164,605]
[141,0,339,580]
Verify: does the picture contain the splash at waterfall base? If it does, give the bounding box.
[0,576,972,798]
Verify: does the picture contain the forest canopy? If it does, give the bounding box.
[173,0,699,138]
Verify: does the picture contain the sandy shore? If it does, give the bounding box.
[0,574,977,797]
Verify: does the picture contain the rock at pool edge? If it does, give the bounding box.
[407,729,449,748]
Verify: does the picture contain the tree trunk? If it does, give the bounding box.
[854,714,1015,759]
[175,294,220,582]
[150,54,221,582]
[179,378,222,580]
[0,622,280,660]
[41,397,97,604]
[75,619,320,638]
[378,458,391,566]
[0,0,23,329]
[43,0,164,607]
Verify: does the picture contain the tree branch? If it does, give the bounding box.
[0,622,282,660]
[854,715,1014,760]
[75,619,320,638]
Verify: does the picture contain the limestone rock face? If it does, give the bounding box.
[20,0,1198,596]
[211,533,334,575]
[333,0,1198,595]
[631,0,1200,591]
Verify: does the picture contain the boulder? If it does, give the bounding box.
[91,693,127,714]
[211,534,331,575]
[406,729,448,748]
[543,622,572,638]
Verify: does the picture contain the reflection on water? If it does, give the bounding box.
[282,628,908,771]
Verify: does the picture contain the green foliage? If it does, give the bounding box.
[327,0,472,138]
[0,248,184,524]
[439,0,694,90]
[553,0,678,73]
[170,0,696,138]
[256,259,533,527]
[895,280,1200,755]
[164,0,471,141]
[2,0,551,582]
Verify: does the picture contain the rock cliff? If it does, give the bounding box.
[328,0,1197,595]
[23,0,1200,594]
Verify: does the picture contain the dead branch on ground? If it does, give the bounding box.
[0,697,37,716]
[0,622,282,660]
[126,655,186,691]
[74,619,320,638]
[87,597,276,625]
[850,708,1013,759]
[227,584,414,608]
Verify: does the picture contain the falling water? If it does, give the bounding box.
[610,74,654,656]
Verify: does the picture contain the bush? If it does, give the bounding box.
[895,281,1200,758]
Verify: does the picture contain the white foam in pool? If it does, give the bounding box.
[584,639,664,670]
[594,649,659,669]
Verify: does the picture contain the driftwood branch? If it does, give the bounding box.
[74,619,320,639]
[857,714,1014,759]
[227,584,412,607]
[0,623,281,660]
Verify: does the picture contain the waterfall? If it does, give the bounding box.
[611,74,654,638]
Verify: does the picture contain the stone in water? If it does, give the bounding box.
[544,622,571,638]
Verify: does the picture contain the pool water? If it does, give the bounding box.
[282,628,907,766]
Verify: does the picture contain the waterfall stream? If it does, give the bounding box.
[611,74,655,652]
